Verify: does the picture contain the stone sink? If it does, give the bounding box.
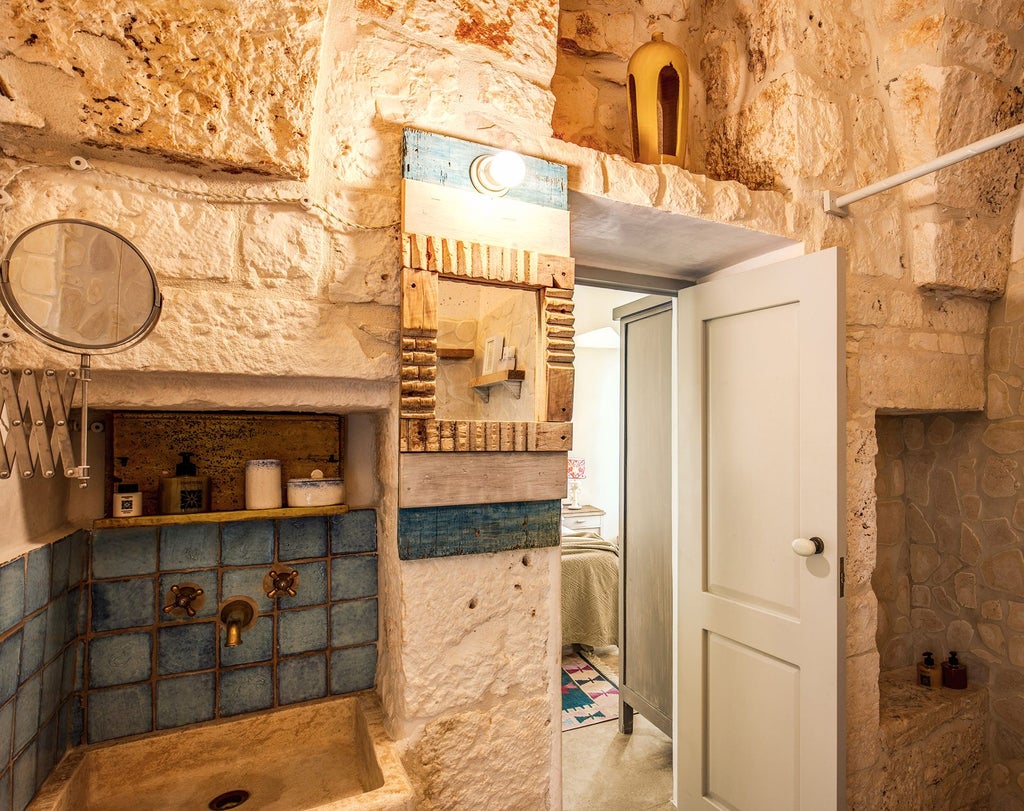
[28,692,413,811]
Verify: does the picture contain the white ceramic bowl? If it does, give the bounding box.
[286,477,345,507]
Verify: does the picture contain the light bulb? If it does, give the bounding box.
[469,151,527,196]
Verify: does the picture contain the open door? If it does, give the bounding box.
[676,248,846,809]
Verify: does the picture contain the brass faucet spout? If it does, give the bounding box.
[220,598,255,648]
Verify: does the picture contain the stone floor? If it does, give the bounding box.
[561,647,674,811]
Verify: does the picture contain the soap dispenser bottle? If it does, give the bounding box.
[942,651,967,689]
[159,452,210,514]
[917,651,941,690]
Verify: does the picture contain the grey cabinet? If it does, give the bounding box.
[614,296,674,738]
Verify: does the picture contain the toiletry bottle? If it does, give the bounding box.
[917,651,941,690]
[112,483,142,518]
[159,452,210,514]
[942,651,967,689]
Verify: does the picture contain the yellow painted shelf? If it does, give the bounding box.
[94,504,349,530]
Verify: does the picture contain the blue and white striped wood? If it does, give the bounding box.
[402,128,568,210]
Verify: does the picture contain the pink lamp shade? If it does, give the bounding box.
[567,458,586,480]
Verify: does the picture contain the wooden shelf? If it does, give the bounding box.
[438,347,475,359]
[94,504,349,530]
[469,369,526,402]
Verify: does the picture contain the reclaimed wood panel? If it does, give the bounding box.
[111,412,344,516]
[398,499,561,560]
[402,128,568,210]
[402,267,438,333]
[399,451,567,508]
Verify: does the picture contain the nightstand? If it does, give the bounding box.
[561,504,605,536]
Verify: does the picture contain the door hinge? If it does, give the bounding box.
[839,556,846,598]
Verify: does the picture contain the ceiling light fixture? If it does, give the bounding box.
[469,150,527,196]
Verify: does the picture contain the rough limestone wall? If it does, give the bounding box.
[1,1,564,808]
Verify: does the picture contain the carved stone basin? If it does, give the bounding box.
[28,693,412,811]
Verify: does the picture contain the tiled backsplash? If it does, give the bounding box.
[0,531,87,811]
[0,509,378,811]
[83,510,378,744]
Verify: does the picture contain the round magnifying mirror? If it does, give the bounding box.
[0,219,161,354]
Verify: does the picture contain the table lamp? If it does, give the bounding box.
[566,457,586,510]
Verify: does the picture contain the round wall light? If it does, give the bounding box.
[469,150,527,196]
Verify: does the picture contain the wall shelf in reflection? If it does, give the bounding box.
[438,347,475,359]
[469,369,526,402]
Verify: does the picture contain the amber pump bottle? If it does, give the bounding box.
[942,651,967,689]
[917,651,941,690]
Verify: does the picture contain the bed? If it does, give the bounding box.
[560,530,619,648]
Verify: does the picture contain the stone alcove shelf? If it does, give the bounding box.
[93,503,349,529]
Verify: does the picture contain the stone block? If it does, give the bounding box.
[3,0,329,176]
[983,421,1024,454]
[911,217,1013,300]
[982,457,1021,498]
[982,549,1024,595]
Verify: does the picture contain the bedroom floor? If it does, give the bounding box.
[562,647,674,811]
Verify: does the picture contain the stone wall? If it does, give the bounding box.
[873,216,1024,811]
[2,0,1024,807]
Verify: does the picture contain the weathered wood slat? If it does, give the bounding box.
[399,451,568,507]
[397,499,561,560]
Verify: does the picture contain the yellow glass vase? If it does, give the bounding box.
[626,32,689,167]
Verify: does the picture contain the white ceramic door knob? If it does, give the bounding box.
[792,537,825,557]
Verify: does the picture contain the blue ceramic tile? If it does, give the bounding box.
[74,641,84,693]
[221,521,274,566]
[42,601,67,667]
[0,769,10,811]
[56,699,71,761]
[220,616,272,668]
[158,571,218,623]
[11,742,35,811]
[19,613,46,683]
[278,607,327,657]
[70,696,83,747]
[0,699,14,765]
[221,568,272,614]
[24,547,50,617]
[86,684,152,743]
[160,524,219,571]
[91,527,158,579]
[0,632,21,707]
[277,561,327,610]
[34,714,56,790]
[278,653,327,705]
[330,600,378,648]
[68,531,88,586]
[330,645,376,695]
[155,673,215,730]
[330,555,377,602]
[60,645,76,703]
[88,633,152,688]
[49,536,71,599]
[13,672,40,754]
[219,665,273,718]
[64,586,83,644]
[330,510,376,554]
[0,559,25,635]
[39,659,62,726]
[157,622,216,676]
[278,517,327,561]
[91,579,155,632]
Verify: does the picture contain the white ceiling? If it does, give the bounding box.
[568,190,797,284]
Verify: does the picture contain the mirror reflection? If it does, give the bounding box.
[1,219,161,352]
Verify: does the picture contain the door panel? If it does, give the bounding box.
[677,248,845,810]
[706,303,801,616]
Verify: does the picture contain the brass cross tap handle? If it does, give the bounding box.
[266,569,298,598]
[163,584,204,617]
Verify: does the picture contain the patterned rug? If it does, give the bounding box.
[561,652,619,732]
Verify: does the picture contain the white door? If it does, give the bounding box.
[676,248,845,810]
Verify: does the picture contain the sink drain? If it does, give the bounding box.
[208,789,251,810]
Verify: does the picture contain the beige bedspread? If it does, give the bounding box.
[561,530,619,648]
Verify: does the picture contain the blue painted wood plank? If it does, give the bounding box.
[398,500,561,560]
[402,128,568,210]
